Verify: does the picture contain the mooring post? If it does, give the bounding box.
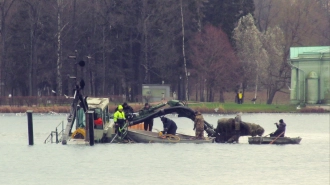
[85,111,89,142]
[55,127,59,144]
[27,110,34,145]
[87,110,94,146]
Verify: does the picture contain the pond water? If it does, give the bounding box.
[0,113,329,185]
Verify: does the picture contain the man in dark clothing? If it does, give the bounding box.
[270,119,286,137]
[122,102,134,114]
[160,117,177,135]
[143,103,153,131]
[115,102,134,115]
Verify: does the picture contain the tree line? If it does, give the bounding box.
[0,0,328,104]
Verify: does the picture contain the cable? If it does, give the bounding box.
[163,134,181,142]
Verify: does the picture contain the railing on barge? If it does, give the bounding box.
[44,121,64,144]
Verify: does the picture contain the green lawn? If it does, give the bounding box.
[187,102,297,113]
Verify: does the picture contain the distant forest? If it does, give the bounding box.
[0,0,329,104]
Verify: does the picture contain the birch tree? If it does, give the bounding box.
[180,0,189,101]
[56,0,63,96]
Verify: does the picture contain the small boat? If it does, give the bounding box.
[248,136,302,144]
[127,129,215,143]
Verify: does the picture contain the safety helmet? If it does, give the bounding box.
[118,105,123,110]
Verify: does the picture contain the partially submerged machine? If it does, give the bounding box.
[52,95,264,144]
[45,59,264,145]
[215,118,265,143]
[57,96,218,144]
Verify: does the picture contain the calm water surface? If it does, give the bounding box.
[0,113,329,185]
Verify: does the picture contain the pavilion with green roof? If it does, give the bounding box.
[288,46,330,105]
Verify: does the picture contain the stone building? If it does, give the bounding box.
[289,46,330,105]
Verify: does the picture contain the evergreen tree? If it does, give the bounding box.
[203,0,255,41]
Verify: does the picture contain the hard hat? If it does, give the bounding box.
[118,105,123,110]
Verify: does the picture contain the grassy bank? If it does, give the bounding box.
[188,102,298,113]
[189,102,329,113]
[0,102,328,113]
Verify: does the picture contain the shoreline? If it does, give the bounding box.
[0,104,328,114]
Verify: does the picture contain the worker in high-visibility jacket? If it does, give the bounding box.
[114,105,126,135]
[238,91,243,104]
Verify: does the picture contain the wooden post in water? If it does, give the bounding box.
[27,110,34,145]
[55,127,59,144]
[85,111,89,142]
[87,110,94,146]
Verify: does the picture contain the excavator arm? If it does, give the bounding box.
[126,101,216,136]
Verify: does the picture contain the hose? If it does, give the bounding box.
[163,134,181,142]
[157,130,181,142]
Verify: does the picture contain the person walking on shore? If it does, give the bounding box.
[238,91,243,104]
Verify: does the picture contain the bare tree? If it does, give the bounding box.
[254,0,275,32]
[24,0,43,96]
[141,0,150,84]
[191,24,238,102]
[0,0,15,96]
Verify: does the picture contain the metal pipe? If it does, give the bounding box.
[318,53,323,103]
[110,133,118,143]
[288,60,306,104]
